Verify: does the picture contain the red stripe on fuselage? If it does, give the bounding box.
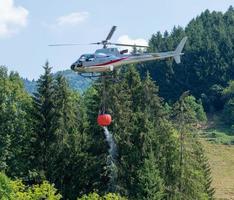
[94,57,128,66]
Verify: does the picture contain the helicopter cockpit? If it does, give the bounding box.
[71,54,95,70]
[79,54,95,62]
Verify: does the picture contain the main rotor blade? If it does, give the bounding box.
[48,43,89,47]
[105,26,117,41]
[110,42,149,48]
[90,42,102,45]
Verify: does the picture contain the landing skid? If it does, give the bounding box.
[78,72,101,79]
[78,72,122,82]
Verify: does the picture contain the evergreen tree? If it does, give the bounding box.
[83,84,111,194]
[222,81,234,126]
[172,92,214,199]
[102,67,179,199]
[48,75,92,200]
[141,7,234,112]
[137,151,165,200]
[51,75,78,143]
[31,62,55,179]
[193,141,215,200]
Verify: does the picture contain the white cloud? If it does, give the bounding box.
[57,12,89,26]
[117,35,148,51]
[0,0,28,38]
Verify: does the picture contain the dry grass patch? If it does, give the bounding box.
[202,140,234,199]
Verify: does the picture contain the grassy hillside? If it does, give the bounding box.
[201,114,234,145]
[202,140,234,199]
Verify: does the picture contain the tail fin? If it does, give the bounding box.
[174,37,188,64]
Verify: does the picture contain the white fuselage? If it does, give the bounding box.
[71,47,174,73]
[71,35,188,73]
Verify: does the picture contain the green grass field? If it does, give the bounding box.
[202,140,234,199]
[202,128,234,145]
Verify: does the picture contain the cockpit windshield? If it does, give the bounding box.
[79,54,95,62]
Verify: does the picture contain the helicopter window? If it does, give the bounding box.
[86,54,95,61]
[79,54,94,62]
[96,53,108,58]
[79,55,86,62]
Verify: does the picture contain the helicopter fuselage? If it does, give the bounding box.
[70,47,173,73]
[71,48,182,73]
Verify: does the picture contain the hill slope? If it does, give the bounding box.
[202,140,234,199]
[23,70,93,94]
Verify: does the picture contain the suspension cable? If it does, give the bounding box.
[101,75,107,114]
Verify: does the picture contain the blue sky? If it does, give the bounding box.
[0,0,233,79]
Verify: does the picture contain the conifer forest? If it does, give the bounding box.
[0,6,234,200]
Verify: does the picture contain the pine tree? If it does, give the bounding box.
[140,7,234,112]
[193,141,215,200]
[47,75,91,199]
[51,75,78,141]
[103,67,179,199]
[83,84,111,194]
[140,72,180,198]
[172,92,214,199]
[31,62,55,179]
[137,151,165,200]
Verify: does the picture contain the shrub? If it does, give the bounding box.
[223,98,234,126]
[77,192,127,200]
[0,172,62,200]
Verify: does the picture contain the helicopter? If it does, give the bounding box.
[50,26,187,77]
